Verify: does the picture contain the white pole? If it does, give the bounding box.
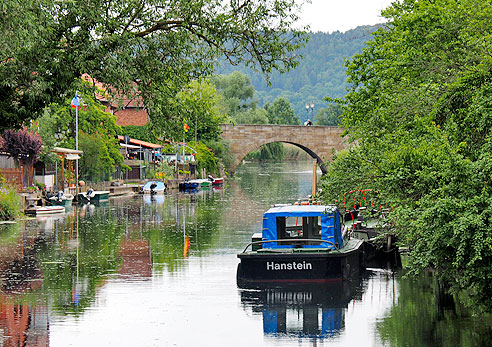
[75,100,79,196]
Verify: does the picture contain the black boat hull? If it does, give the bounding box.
[237,246,364,287]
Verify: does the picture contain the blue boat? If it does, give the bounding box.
[237,204,365,286]
[179,180,200,190]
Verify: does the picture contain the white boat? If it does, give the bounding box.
[142,181,166,194]
[26,205,65,215]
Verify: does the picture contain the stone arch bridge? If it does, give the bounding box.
[219,124,347,175]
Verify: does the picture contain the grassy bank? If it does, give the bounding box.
[0,183,22,221]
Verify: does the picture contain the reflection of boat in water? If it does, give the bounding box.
[237,204,365,286]
[142,181,166,194]
[143,194,165,205]
[239,280,362,340]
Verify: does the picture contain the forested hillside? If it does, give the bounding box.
[215,25,382,122]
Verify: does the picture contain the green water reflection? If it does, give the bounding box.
[378,272,492,346]
[0,162,491,346]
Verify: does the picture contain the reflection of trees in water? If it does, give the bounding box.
[147,192,226,272]
[0,221,44,294]
[234,161,314,205]
[378,273,492,346]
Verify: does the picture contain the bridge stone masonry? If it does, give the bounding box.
[219,124,348,175]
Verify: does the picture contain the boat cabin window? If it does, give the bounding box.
[276,216,322,242]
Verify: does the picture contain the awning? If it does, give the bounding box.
[66,154,81,160]
[52,147,83,155]
[120,143,141,149]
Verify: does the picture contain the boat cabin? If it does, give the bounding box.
[261,205,343,250]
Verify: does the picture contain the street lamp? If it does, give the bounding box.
[305,102,315,125]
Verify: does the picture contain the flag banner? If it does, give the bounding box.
[184,123,190,132]
[71,93,81,109]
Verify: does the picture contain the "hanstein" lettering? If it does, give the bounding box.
[266,261,312,271]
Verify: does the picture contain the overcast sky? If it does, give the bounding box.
[296,0,395,33]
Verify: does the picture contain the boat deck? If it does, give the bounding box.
[240,239,363,256]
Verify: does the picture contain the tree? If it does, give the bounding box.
[211,71,258,119]
[35,86,125,183]
[1,0,308,131]
[264,97,299,125]
[234,108,269,125]
[78,132,120,182]
[166,79,228,143]
[319,0,492,312]
[1,128,42,186]
[314,103,342,126]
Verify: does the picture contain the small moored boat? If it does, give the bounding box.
[25,205,65,215]
[77,189,110,203]
[342,189,399,264]
[237,204,365,287]
[208,175,224,186]
[179,180,200,190]
[48,191,74,206]
[192,179,211,188]
[142,181,166,194]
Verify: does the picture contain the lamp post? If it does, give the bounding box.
[305,102,315,125]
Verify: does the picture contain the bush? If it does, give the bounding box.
[0,183,22,220]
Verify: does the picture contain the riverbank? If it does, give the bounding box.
[7,175,226,218]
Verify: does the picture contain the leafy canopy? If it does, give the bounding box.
[1,129,42,165]
[1,0,308,131]
[35,85,125,182]
[320,0,492,312]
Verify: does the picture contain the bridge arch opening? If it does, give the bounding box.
[232,141,328,175]
[219,124,346,176]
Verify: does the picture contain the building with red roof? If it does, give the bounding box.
[82,74,149,127]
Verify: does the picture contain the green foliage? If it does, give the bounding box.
[78,132,121,183]
[264,97,300,125]
[152,79,229,143]
[217,26,382,121]
[121,125,158,143]
[211,72,257,117]
[35,85,124,182]
[203,140,234,172]
[320,0,492,312]
[195,142,219,176]
[0,181,22,220]
[247,142,285,162]
[314,103,342,125]
[234,108,269,125]
[1,0,308,131]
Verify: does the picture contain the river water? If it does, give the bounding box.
[1,161,491,346]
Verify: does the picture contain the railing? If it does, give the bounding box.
[240,239,338,253]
